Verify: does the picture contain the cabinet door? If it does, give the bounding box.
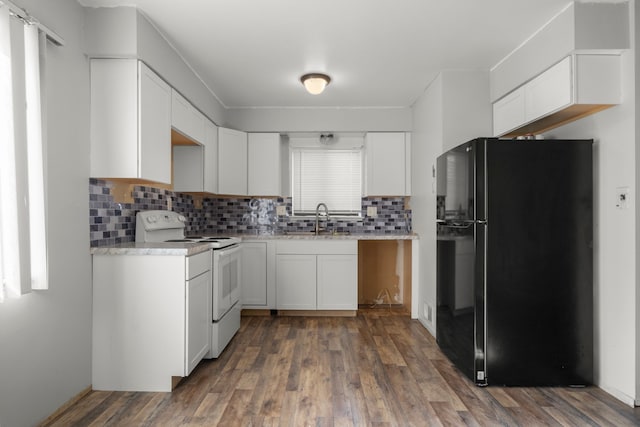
[242,242,268,307]
[317,254,357,310]
[204,120,219,194]
[90,59,138,179]
[248,133,281,196]
[492,86,525,136]
[276,254,316,310]
[139,62,172,184]
[525,57,572,123]
[186,270,211,375]
[171,90,206,144]
[218,127,248,195]
[365,132,409,196]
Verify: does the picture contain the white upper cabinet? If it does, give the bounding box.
[90,59,171,184]
[524,56,572,122]
[218,127,248,196]
[493,54,621,136]
[492,87,526,138]
[364,132,411,196]
[204,120,219,194]
[171,90,206,144]
[248,133,281,196]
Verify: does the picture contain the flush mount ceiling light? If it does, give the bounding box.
[300,73,331,95]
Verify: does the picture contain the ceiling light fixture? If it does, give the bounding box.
[300,73,331,95]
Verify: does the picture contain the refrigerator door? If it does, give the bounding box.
[436,139,482,382]
[484,139,593,386]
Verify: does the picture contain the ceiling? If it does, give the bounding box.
[77,0,581,109]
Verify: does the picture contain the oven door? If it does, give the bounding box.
[212,244,241,321]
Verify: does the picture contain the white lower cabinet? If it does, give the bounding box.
[241,241,276,309]
[92,250,211,392]
[276,240,357,311]
[186,269,211,374]
[317,254,358,310]
[276,254,317,309]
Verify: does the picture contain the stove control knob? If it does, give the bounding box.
[147,215,157,223]
[178,215,186,222]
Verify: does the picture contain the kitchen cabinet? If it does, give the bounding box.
[317,254,358,310]
[204,120,219,193]
[186,259,211,374]
[218,127,248,195]
[276,254,317,310]
[241,240,276,309]
[248,133,281,196]
[276,240,357,311]
[92,250,212,392]
[171,89,206,144]
[364,132,411,196]
[493,54,621,136]
[173,118,218,193]
[90,59,172,184]
[492,87,526,139]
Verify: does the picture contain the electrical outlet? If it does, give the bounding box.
[276,205,287,216]
[167,196,173,211]
[427,305,433,322]
[367,206,377,217]
[616,187,629,209]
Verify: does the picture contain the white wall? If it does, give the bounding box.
[0,1,92,426]
[226,106,412,133]
[84,7,229,127]
[411,75,443,335]
[411,69,491,336]
[541,1,637,406]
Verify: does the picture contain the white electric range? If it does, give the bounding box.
[136,210,241,358]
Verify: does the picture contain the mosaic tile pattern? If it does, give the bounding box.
[89,180,204,247]
[89,180,413,246]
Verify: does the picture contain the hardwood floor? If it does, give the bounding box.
[43,310,640,426]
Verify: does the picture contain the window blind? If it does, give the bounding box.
[292,149,362,215]
[0,4,49,301]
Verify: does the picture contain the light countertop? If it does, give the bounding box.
[90,233,419,256]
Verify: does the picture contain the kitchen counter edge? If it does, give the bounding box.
[90,233,419,256]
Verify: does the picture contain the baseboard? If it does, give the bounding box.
[598,383,636,408]
[39,385,92,426]
[241,309,272,316]
[277,310,356,317]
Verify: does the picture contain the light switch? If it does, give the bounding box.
[616,187,629,209]
[367,206,377,217]
[276,205,287,216]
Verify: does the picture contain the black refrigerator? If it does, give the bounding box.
[436,137,593,386]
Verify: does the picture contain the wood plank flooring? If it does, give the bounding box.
[43,310,640,426]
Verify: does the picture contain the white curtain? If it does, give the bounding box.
[0,4,48,301]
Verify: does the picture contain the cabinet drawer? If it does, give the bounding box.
[186,250,211,279]
[276,240,357,255]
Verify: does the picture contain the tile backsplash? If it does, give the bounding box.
[89,179,412,247]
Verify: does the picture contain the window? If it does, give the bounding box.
[0,2,58,301]
[292,149,362,216]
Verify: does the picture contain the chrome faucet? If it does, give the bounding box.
[315,203,330,235]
